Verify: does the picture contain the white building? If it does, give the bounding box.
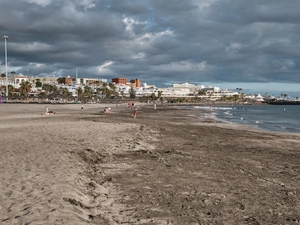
[172,82,196,88]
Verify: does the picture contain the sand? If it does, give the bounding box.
[0,103,299,225]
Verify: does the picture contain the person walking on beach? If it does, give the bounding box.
[133,107,137,118]
[45,106,49,115]
[81,104,84,111]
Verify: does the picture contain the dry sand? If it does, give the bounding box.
[0,103,299,225]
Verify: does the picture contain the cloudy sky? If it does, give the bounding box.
[1,0,300,94]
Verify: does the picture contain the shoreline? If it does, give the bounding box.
[1,104,299,224]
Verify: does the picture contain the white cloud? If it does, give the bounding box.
[78,0,96,9]
[97,61,114,72]
[193,0,218,11]
[26,0,51,6]
[29,62,44,67]
[225,42,242,52]
[13,42,52,52]
[277,59,295,72]
[137,30,173,44]
[122,16,173,44]
[155,61,207,72]
[26,0,96,9]
[122,17,146,37]
[133,53,145,59]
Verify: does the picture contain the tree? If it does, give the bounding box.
[42,83,57,93]
[129,87,136,99]
[108,82,117,96]
[58,87,70,96]
[151,92,156,100]
[19,81,32,96]
[102,82,108,88]
[104,88,113,98]
[95,82,112,99]
[38,92,47,98]
[0,73,6,77]
[198,90,206,96]
[7,84,15,96]
[35,79,42,88]
[158,91,163,99]
[84,86,93,99]
[11,71,16,76]
[76,87,83,98]
[236,88,242,94]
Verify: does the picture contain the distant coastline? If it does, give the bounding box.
[265,100,300,105]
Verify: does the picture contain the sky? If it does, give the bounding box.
[1,0,300,94]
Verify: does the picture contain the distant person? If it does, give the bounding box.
[104,107,110,113]
[41,106,56,115]
[133,107,137,119]
[81,104,84,111]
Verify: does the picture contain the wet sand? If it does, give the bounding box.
[0,103,299,224]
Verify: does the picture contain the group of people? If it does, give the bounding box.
[41,103,142,118]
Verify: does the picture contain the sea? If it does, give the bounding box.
[194,104,300,134]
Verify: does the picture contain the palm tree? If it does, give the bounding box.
[108,82,117,96]
[76,87,83,99]
[43,83,57,94]
[84,86,92,99]
[7,84,15,96]
[63,88,70,96]
[236,88,242,94]
[104,88,113,98]
[38,91,47,99]
[19,81,32,96]
[102,82,108,88]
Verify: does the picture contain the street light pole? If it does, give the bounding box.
[3,35,8,98]
[75,67,78,84]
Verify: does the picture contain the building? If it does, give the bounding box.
[57,76,72,85]
[112,78,127,85]
[13,74,28,85]
[130,79,141,88]
[0,73,29,89]
[172,82,196,88]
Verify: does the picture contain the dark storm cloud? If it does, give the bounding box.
[1,0,300,86]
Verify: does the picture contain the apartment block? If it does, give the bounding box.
[112,78,127,85]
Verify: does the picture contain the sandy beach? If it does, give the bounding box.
[0,103,299,225]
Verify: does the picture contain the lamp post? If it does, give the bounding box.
[3,35,8,98]
[75,67,78,84]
